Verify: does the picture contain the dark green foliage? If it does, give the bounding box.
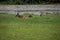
[0,0,60,4]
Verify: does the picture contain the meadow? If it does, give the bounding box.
[0,13,60,40]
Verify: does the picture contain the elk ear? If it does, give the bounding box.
[16,13,19,17]
[17,13,19,16]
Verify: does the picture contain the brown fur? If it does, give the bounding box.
[17,15,28,19]
[16,13,32,19]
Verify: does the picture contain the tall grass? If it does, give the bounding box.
[0,13,60,40]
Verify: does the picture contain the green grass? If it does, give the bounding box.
[0,13,60,40]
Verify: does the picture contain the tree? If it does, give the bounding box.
[0,0,60,4]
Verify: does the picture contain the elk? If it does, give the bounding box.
[16,13,32,19]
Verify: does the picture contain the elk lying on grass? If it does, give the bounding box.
[16,13,32,19]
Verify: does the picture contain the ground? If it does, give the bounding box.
[0,13,60,40]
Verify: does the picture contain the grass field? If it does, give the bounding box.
[0,13,60,40]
